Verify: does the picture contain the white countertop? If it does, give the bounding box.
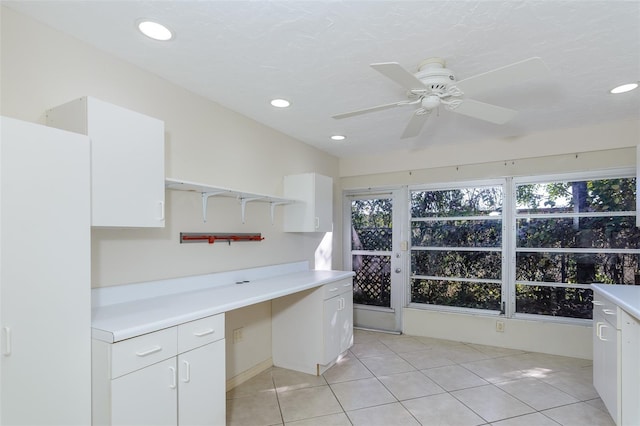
[92,269,354,343]
[591,284,640,320]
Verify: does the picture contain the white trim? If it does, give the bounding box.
[411,275,502,285]
[412,246,501,252]
[412,215,502,222]
[513,167,635,185]
[409,178,506,191]
[516,211,634,219]
[516,280,592,289]
[516,247,640,254]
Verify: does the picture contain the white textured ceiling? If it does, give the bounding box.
[5,1,640,158]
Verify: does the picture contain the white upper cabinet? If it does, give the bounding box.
[283,173,333,232]
[47,97,165,227]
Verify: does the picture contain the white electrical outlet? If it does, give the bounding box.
[233,327,244,343]
[496,320,505,332]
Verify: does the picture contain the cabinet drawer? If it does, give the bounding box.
[322,279,352,300]
[178,314,225,353]
[111,328,177,378]
[593,295,621,329]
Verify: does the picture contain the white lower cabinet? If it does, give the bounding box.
[593,291,640,426]
[593,296,621,424]
[93,314,225,426]
[272,279,353,375]
[620,310,640,426]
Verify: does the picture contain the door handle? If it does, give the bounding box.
[395,268,401,273]
[2,327,11,356]
[181,360,191,383]
[169,366,177,389]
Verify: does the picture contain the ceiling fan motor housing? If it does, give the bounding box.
[415,57,457,93]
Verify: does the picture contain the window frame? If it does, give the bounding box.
[408,179,507,317]
[510,168,637,324]
[405,168,637,325]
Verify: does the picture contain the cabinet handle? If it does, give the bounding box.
[597,322,609,341]
[343,283,351,287]
[158,201,165,221]
[602,309,616,316]
[169,366,177,389]
[328,287,339,293]
[2,327,11,356]
[135,346,162,357]
[315,217,319,229]
[593,300,604,306]
[182,360,191,383]
[193,328,215,337]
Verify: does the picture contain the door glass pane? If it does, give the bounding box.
[351,199,392,251]
[352,254,391,307]
[351,197,392,307]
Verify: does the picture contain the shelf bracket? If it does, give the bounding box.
[201,191,226,222]
[239,197,264,224]
[270,201,289,225]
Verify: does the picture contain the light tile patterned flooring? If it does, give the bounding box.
[226,330,614,426]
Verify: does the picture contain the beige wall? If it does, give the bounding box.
[0,7,341,290]
[0,6,342,382]
[340,119,639,178]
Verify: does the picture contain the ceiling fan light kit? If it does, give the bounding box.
[333,57,550,139]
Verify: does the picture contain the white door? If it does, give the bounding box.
[0,117,91,425]
[178,340,226,426]
[344,189,406,332]
[111,358,178,426]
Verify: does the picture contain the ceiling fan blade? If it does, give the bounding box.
[456,57,550,97]
[401,111,430,139]
[371,62,426,91]
[332,100,413,119]
[450,99,517,124]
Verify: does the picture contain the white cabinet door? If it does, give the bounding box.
[322,295,342,365]
[46,96,165,228]
[283,173,333,232]
[340,291,354,354]
[593,304,621,425]
[0,117,91,425]
[621,311,640,426]
[111,358,178,426]
[178,340,226,426]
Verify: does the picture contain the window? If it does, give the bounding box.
[514,175,639,319]
[410,183,504,312]
[408,171,638,321]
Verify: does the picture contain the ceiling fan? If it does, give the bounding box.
[332,57,550,139]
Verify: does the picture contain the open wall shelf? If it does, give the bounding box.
[165,178,297,223]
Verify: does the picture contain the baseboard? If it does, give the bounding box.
[226,358,273,391]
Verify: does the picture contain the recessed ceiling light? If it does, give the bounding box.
[331,135,346,141]
[138,20,173,41]
[610,83,638,94]
[270,99,291,108]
